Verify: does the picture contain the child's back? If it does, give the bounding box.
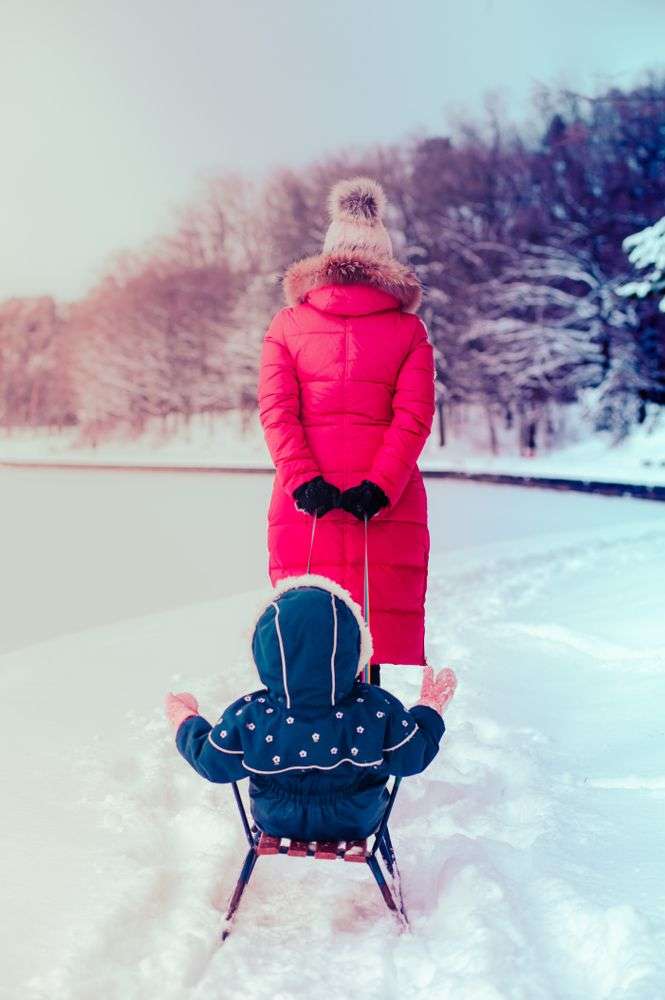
[172,575,450,842]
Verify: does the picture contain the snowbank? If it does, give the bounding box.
[420,422,665,489]
[0,412,271,469]
[1,410,665,488]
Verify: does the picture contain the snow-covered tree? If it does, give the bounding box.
[617,214,665,312]
[223,271,282,423]
[457,243,629,451]
[0,296,74,429]
[5,78,665,445]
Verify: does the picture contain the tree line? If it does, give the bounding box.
[1,77,664,451]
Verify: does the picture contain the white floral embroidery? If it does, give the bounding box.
[402,720,409,727]
[257,697,266,703]
[335,711,344,719]
[330,747,338,755]
[312,733,320,742]
[220,730,228,738]
[286,716,294,724]
[356,726,364,734]
[246,722,256,731]
[376,711,385,718]
[351,747,359,756]
[272,755,281,765]
[244,695,252,702]
[266,735,273,743]
[356,697,364,703]
[299,750,307,758]
[266,707,274,714]
[235,709,243,716]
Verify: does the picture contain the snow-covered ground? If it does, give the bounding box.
[2,475,664,999]
[1,408,665,487]
[423,429,665,488]
[0,413,272,470]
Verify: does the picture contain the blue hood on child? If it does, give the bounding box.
[250,574,373,710]
[205,574,425,777]
[176,576,445,837]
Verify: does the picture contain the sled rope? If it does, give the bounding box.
[306,511,371,684]
[306,513,317,573]
[362,514,370,684]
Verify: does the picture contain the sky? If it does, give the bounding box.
[2,0,664,301]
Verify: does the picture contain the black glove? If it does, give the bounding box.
[293,476,341,517]
[339,480,389,521]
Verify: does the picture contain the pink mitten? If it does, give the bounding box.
[165,691,199,730]
[418,666,457,715]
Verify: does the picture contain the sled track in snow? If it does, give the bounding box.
[2,459,664,502]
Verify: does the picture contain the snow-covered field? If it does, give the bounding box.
[1,408,665,487]
[2,475,664,999]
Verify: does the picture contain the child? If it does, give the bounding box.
[166,575,456,842]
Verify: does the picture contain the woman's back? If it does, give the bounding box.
[258,178,435,666]
[262,278,427,492]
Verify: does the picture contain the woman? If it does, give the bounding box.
[257,177,435,676]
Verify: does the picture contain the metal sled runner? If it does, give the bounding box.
[222,775,408,940]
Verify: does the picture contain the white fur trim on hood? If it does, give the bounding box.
[283,247,422,313]
[247,573,373,675]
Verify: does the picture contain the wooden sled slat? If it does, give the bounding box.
[287,839,310,857]
[314,840,339,860]
[256,833,281,856]
[259,835,369,861]
[343,839,368,862]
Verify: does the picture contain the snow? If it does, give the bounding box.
[1,408,665,487]
[2,469,659,657]
[2,475,664,999]
[421,423,665,489]
[0,412,272,469]
[618,214,665,313]
[0,465,274,654]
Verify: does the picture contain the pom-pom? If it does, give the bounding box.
[328,177,386,224]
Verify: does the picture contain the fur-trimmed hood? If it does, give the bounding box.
[202,574,428,778]
[283,249,422,314]
[249,575,373,711]
[195,573,443,780]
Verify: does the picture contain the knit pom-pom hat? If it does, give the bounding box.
[322,177,393,259]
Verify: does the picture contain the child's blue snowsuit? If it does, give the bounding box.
[175,577,445,841]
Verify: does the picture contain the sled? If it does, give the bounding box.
[221,775,408,940]
[221,515,407,940]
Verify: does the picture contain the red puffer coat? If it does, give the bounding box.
[257,249,435,665]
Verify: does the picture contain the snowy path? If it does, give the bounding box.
[2,487,664,998]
